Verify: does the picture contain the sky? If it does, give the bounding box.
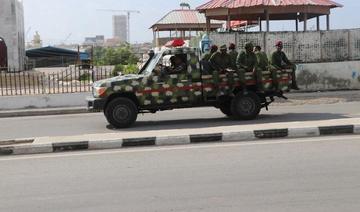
[22,0,359,45]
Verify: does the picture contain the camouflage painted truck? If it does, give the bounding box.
[87,47,293,128]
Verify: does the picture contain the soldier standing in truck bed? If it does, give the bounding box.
[236,42,258,90]
[254,45,269,92]
[228,43,238,70]
[270,41,300,90]
[201,45,218,74]
[209,45,232,73]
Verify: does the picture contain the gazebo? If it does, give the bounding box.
[150,9,224,46]
[197,0,342,32]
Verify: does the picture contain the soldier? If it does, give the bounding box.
[201,45,218,74]
[254,45,269,92]
[270,41,300,90]
[236,42,258,91]
[209,44,232,73]
[228,43,238,70]
[167,55,187,74]
[202,45,218,62]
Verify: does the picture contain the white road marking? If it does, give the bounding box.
[0,135,359,162]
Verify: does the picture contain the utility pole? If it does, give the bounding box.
[97,9,140,43]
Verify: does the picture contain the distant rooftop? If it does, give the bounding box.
[151,9,223,31]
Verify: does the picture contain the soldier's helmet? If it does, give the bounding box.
[220,45,227,51]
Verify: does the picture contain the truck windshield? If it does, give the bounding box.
[140,53,162,76]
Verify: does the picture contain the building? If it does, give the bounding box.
[112,15,128,43]
[0,0,25,71]
[83,35,105,46]
[26,46,88,68]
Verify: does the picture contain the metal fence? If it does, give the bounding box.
[210,28,360,63]
[0,66,114,96]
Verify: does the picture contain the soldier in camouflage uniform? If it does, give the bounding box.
[254,45,269,92]
[228,43,238,70]
[201,45,218,74]
[236,42,258,90]
[270,41,300,90]
[209,45,232,73]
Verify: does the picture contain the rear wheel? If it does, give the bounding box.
[231,91,261,120]
[105,97,138,128]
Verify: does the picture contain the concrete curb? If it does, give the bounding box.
[1,124,359,156]
[0,107,89,118]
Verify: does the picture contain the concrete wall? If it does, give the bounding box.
[0,93,90,110]
[297,61,360,91]
[210,28,360,63]
[0,0,25,71]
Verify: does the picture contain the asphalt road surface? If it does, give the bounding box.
[1,135,360,212]
[1,102,360,140]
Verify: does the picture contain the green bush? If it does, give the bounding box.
[112,64,124,76]
[123,64,139,75]
[112,64,139,76]
[93,44,139,66]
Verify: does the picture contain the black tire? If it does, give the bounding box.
[231,91,261,120]
[105,97,138,128]
[219,102,233,117]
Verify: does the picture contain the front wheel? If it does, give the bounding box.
[105,98,138,128]
[231,91,261,120]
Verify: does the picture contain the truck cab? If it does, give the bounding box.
[87,46,293,128]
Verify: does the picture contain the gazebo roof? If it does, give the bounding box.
[151,9,223,31]
[197,0,342,11]
[197,0,342,21]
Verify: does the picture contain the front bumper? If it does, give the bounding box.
[86,97,106,111]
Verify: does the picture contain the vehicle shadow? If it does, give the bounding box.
[107,112,351,132]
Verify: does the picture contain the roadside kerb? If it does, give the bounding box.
[1,124,359,156]
[0,107,88,118]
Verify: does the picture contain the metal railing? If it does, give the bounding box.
[0,66,114,96]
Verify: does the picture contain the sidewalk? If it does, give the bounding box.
[1,117,359,156]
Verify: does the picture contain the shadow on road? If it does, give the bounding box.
[107,112,351,132]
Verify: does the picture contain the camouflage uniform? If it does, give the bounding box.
[201,52,214,74]
[270,49,298,90]
[228,49,238,70]
[255,51,269,91]
[236,43,257,87]
[209,45,232,72]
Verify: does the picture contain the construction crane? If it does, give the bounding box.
[62,33,72,44]
[97,9,140,43]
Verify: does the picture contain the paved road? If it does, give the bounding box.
[1,135,360,212]
[1,102,360,140]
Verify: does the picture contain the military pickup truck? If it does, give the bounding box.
[87,47,292,128]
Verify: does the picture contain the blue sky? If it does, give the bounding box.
[23,0,358,45]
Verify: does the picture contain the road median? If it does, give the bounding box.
[1,118,359,156]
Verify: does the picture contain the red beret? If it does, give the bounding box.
[229,43,236,49]
[275,41,283,47]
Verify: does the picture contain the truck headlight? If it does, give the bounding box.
[93,87,107,98]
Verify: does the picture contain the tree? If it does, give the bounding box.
[93,44,139,66]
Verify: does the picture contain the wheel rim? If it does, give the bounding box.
[237,97,255,115]
[113,105,130,122]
